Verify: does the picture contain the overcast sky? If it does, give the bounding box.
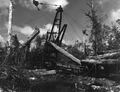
[0,0,120,45]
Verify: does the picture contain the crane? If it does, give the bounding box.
[33,0,81,69]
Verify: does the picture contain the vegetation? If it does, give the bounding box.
[0,0,120,91]
[84,0,107,55]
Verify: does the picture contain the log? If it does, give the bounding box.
[101,49,120,53]
[48,42,81,65]
[82,59,119,64]
[82,59,101,64]
[97,52,120,59]
[88,51,120,59]
[33,70,56,75]
[24,69,56,76]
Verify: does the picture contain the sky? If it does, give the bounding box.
[0,0,120,45]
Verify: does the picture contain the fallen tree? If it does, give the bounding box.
[48,41,81,65]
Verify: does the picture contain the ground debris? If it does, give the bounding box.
[76,76,120,92]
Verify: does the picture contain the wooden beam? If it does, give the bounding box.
[48,42,81,65]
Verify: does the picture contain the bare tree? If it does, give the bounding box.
[84,0,107,55]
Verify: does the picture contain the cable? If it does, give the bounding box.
[63,12,78,41]
[64,11,82,30]
[64,11,83,32]
[24,9,53,26]
[40,9,52,23]
[64,12,82,41]
[24,13,49,24]
[83,64,95,76]
[47,12,55,19]
[64,10,86,30]
[63,12,82,41]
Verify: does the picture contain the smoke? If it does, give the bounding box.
[0,0,10,8]
[0,35,5,47]
[0,0,9,18]
[0,0,15,8]
[19,0,69,10]
[12,25,34,36]
[0,0,15,19]
[5,22,58,36]
[110,9,120,22]
[0,35,5,43]
[19,0,36,10]
[0,0,69,10]
[36,0,69,10]
[43,23,58,32]
[99,0,110,5]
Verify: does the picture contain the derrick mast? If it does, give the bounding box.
[46,6,67,46]
[43,6,67,69]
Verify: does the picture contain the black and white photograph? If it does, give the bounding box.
[0,0,120,92]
